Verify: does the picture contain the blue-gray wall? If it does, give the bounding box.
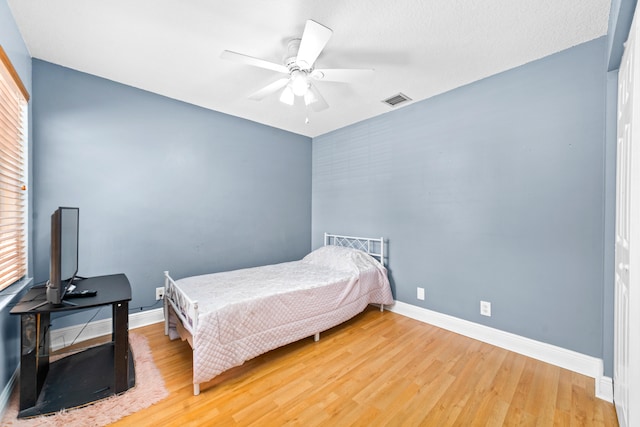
[32,60,312,327]
[0,0,32,407]
[312,37,611,370]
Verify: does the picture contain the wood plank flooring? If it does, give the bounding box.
[109,306,618,426]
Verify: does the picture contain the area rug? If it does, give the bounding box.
[1,333,168,427]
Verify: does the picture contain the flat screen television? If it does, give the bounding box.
[46,207,80,305]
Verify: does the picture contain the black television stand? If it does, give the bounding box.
[10,273,133,418]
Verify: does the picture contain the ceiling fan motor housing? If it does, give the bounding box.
[284,38,303,71]
[283,38,311,96]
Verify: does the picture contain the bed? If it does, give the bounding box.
[163,233,394,395]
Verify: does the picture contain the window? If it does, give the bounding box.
[0,45,29,291]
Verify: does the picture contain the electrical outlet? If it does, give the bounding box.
[417,287,425,300]
[480,300,491,317]
[155,287,165,301]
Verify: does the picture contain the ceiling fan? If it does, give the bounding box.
[220,20,374,112]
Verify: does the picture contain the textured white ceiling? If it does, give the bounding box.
[8,0,611,137]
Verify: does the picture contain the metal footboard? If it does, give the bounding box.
[163,271,202,395]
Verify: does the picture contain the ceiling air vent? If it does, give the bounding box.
[382,93,412,107]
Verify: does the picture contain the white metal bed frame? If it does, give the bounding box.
[323,232,385,267]
[163,233,386,395]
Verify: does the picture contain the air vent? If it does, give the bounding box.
[382,93,412,107]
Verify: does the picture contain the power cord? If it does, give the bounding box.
[129,298,163,313]
[68,306,103,347]
[46,300,162,356]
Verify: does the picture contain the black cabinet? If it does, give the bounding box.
[10,274,134,418]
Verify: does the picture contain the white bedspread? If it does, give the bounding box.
[167,246,394,385]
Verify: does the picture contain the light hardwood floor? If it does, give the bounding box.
[110,306,618,426]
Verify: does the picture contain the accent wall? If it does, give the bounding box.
[312,37,612,374]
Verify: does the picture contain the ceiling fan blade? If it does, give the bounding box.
[249,78,290,100]
[221,50,289,74]
[296,20,333,70]
[312,68,375,82]
[305,85,329,112]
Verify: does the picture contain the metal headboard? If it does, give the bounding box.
[324,233,385,266]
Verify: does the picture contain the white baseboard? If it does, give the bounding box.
[50,307,164,351]
[597,376,614,403]
[0,366,19,421]
[387,301,613,402]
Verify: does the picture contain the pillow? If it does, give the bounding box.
[303,245,380,273]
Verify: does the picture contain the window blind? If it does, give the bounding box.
[0,46,29,291]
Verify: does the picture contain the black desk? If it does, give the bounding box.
[10,274,134,418]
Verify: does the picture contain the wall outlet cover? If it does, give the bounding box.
[480,300,491,317]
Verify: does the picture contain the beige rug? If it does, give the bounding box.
[1,333,168,426]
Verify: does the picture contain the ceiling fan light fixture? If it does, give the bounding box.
[280,85,295,105]
[291,70,309,96]
[304,89,317,106]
